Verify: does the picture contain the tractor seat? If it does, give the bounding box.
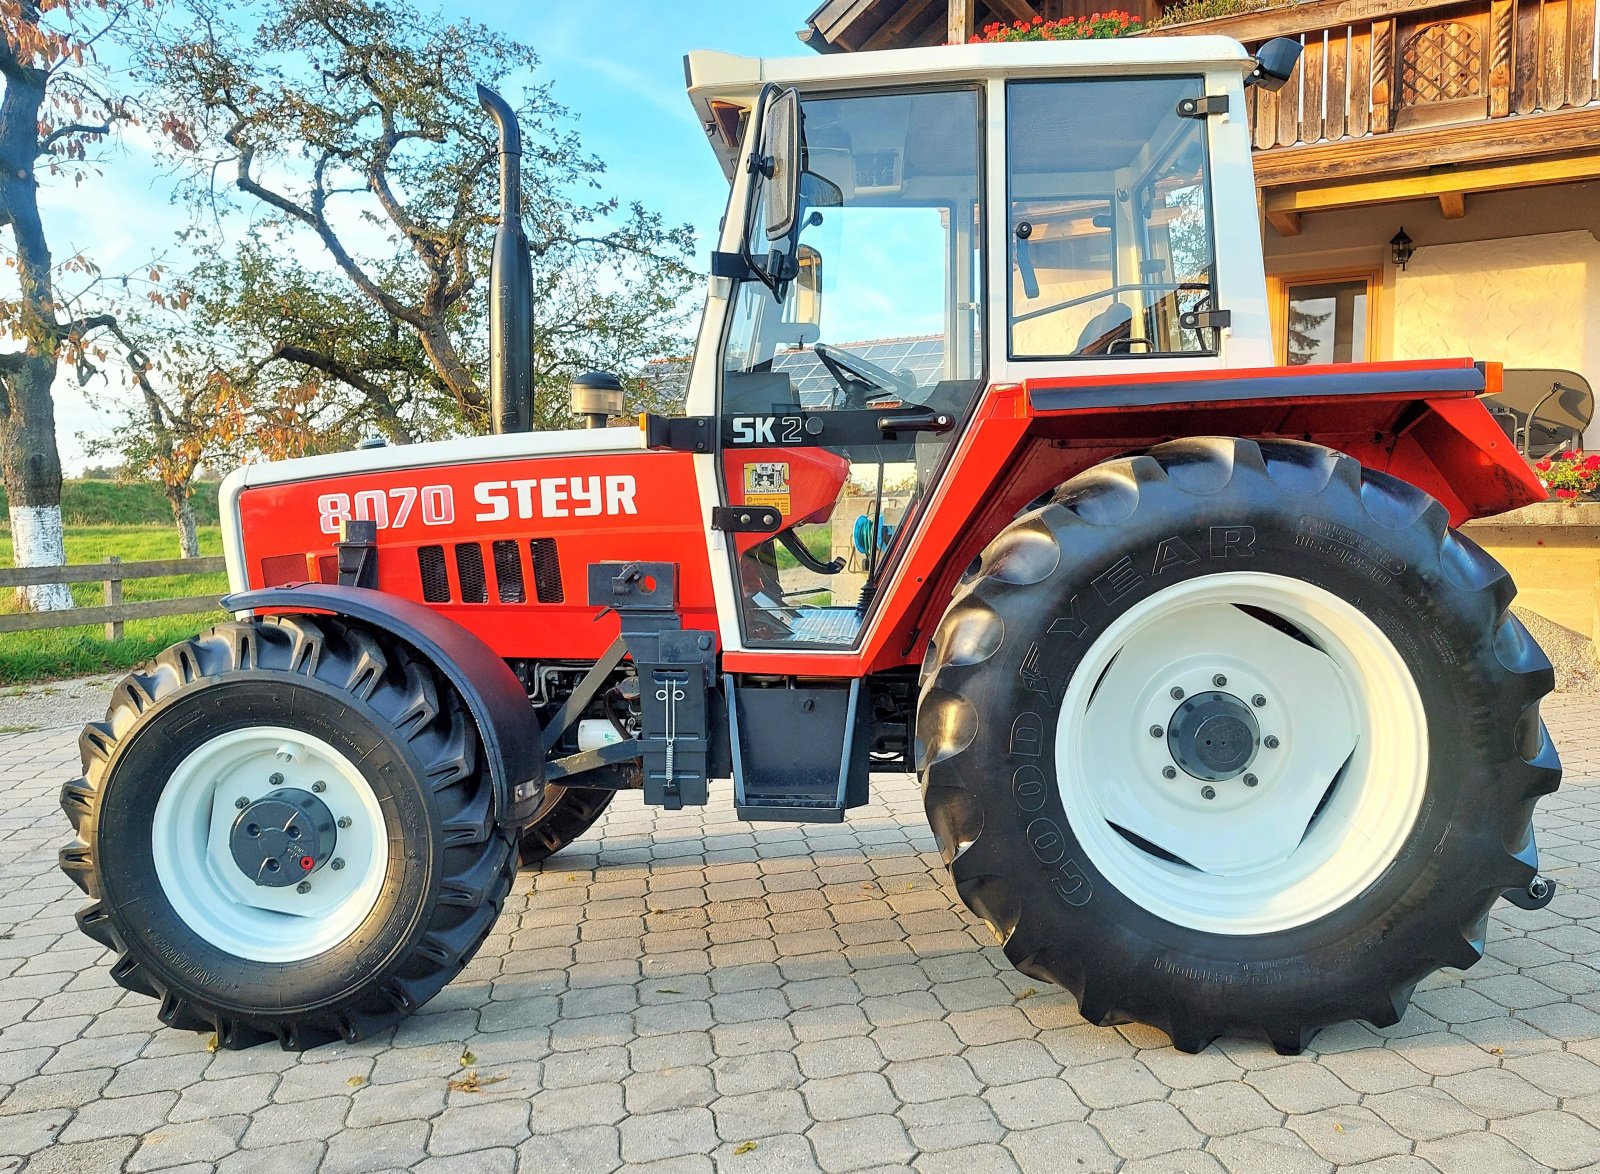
[1076,302,1133,355]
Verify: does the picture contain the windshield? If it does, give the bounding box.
[722,87,984,412]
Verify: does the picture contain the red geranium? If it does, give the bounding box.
[961,10,1146,42]
[1536,449,1600,506]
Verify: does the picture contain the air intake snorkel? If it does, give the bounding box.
[477,84,534,435]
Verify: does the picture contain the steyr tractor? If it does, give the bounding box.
[60,34,1561,1056]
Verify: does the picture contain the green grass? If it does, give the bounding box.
[0,480,222,527]
[0,526,229,685]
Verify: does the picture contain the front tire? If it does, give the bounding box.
[918,438,1560,1054]
[60,616,516,1049]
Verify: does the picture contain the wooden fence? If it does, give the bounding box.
[0,556,227,639]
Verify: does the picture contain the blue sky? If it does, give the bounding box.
[50,1,816,471]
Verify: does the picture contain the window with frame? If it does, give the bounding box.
[1276,273,1376,366]
[1006,77,1219,360]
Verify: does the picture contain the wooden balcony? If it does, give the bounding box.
[1152,0,1600,232]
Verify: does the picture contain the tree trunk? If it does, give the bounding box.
[0,39,73,611]
[1,355,73,610]
[168,484,200,559]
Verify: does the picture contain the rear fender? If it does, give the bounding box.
[221,583,542,825]
[1379,395,1547,524]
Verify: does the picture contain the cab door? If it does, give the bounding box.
[714,85,987,650]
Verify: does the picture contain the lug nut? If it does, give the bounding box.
[1213,674,1228,687]
[1264,735,1279,749]
[1149,725,1164,739]
[1162,766,1177,780]
[311,780,327,793]
[1243,773,1259,787]
[234,797,249,810]
[337,816,352,829]
[330,858,345,871]
[269,772,285,786]
[1251,694,1266,708]
[1170,687,1185,700]
[296,881,312,894]
[1201,786,1217,800]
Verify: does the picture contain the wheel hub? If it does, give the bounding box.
[1166,691,1260,782]
[229,789,337,887]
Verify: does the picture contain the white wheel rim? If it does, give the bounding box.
[1056,571,1427,935]
[152,726,389,963]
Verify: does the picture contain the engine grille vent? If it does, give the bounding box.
[454,543,488,604]
[530,538,563,603]
[418,546,449,602]
[415,540,559,605]
[491,540,525,603]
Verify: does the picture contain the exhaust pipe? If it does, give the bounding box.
[477,84,534,435]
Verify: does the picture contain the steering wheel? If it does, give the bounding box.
[814,343,923,409]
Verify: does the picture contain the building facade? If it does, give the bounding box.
[803,0,1600,439]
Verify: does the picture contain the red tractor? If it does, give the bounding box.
[62,35,1560,1055]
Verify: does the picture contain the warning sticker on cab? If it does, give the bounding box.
[743,461,791,515]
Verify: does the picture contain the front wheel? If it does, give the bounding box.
[918,438,1560,1054]
[60,616,515,1049]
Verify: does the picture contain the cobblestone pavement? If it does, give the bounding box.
[0,696,1599,1173]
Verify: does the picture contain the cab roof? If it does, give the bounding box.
[684,38,1254,176]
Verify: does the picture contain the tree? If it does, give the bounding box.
[142,0,696,442]
[0,0,148,609]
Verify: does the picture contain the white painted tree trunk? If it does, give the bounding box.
[174,497,200,560]
[9,504,74,611]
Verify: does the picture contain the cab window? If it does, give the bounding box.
[1007,77,1218,359]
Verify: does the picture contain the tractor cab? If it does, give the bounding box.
[681,39,1277,652]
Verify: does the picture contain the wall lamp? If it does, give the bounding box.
[1390,228,1415,271]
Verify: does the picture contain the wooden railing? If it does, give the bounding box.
[1158,0,1600,172]
[0,556,227,638]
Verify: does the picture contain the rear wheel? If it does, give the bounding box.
[517,786,615,866]
[918,438,1560,1053]
[60,616,515,1049]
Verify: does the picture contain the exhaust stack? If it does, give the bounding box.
[477,84,534,435]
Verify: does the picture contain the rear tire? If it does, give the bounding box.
[517,786,614,866]
[60,616,516,1049]
[918,438,1560,1054]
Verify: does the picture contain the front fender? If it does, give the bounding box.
[221,583,543,825]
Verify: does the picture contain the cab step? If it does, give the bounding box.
[726,676,868,823]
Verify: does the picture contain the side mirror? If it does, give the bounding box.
[762,89,801,242]
[1248,37,1302,91]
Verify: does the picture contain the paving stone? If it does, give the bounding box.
[1171,1081,1281,1137]
[710,1050,801,1096]
[1363,1084,1485,1141]
[1493,1108,1600,1169]
[1435,1067,1558,1118]
[807,1113,915,1172]
[626,1066,718,1114]
[1207,1126,1335,1174]
[1285,1106,1410,1165]
[709,1088,810,1140]
[801,1072,898,1121]
[901,1095,1004,1152]
[322,1121,430,1174]
[1246,1063,1360,1114]
[429,1100,531,1155]
[1002,1120,1118,1172]
[1064,1057,1166,1109]
[1417,1131,1549,1174]
[515,1125,620,1174]
[129,1115,250,1170]
[618,1106,719,1164]
[24,1136,139,1174]
[57,1088,176,1143]
[986,1076,1089,1129]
